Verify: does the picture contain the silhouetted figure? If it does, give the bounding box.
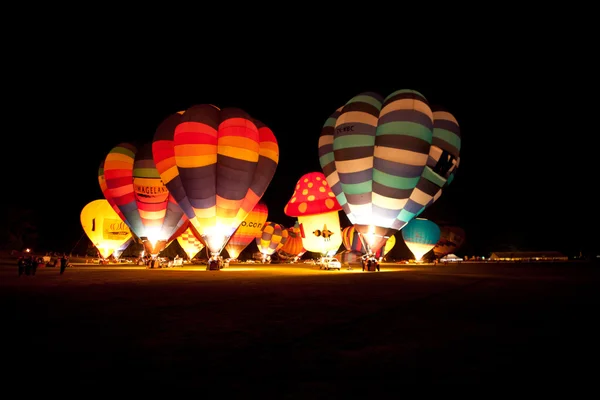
[17,256,26,276]
[60,255,68,275]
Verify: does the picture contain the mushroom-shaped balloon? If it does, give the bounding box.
[284,172,343,256]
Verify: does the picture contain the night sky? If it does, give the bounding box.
[3,69,596,258]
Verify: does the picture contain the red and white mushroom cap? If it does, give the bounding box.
[284,172,342,217]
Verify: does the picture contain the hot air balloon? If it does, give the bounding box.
[152,104,279,257]
[401,218,441,261]
[98,160,128,225]
[341,226,396,258]
[80,199,133,260]
[102,142,187,256]
[225,202,268,260]
[278,221,306,261]
[318,89,460,255]
[255,221,288,263]
[176,227,205,260]
[284,172,343,257]
[433,225,466,258]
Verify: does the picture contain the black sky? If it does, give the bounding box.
[3,65,596,257]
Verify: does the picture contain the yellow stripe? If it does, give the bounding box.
[160,165,179,184]
[218,146,258,162]
[380,99,433,120]
[219,136,259,152]
[175,143,216,157]
[177,154,216,168]
[433,111,458,125]
[336,111,378,127]
[374,147,428,166]
[192,206,216,218]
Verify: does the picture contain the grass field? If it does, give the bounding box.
[2,260,599,393]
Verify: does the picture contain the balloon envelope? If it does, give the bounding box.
[225,202,268,259]
[152,105,279,256]
[319,90,460,254]
[176,227,205,260]
[80,199,133,259]
[102,142,187,254]
[256,222,288,256]
[401,218,441,261]
[433,225,466,258]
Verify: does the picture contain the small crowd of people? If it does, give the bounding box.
[17,253,70,276]
[361,255,380,271]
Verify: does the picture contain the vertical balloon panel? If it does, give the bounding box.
[374,90,433,231]
[225,202,268,259]
[98,160,128,224]
[256,222,289,256]
[103,143,144,235]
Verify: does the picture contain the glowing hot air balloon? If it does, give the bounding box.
[401,218,441,261]
[102,142,187,256]
[319,90,460,255]
[225,202,268,260]
[98,160,128,225]
[341,226,396,258]
[284,172,342,257]
[152,105,279,257]
[176,227,205,260]
[80,199,133,260]
[278,221,306,261]
[256,221,288,262]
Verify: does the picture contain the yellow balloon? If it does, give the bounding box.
[383,234,396,256]
[176,228,205,260]
[81,199,132,259]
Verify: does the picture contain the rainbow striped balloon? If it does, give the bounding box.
[152,104,279,256]
[256,222,289,256]
[102,142,187,253]
[225,202,268,259]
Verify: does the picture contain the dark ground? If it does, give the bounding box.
[2,260,599,394]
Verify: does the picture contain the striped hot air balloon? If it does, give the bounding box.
[341,226,396,258]
[102,142,187,255]
[433,225,465,258]
[176,227,205,260]
[278,222,306,260]
[225,202,268,259]
[256,222,288,257]
[152,104,279,256]
[98,160,128,224]
[318,89,460,254]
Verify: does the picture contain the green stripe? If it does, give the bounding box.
[134,168,161,178]
[113,146,135,159]
[433,128,462,150]
[385,89,426,101]
[324,117,337,127]
[374,169,420,190]
[376,121,432,142]
[333,134,375,149]
[319,153,335,167]
[348,95,382,110]
[335,193,347,206]
[421,166,446,188]
[397,209,416,223]
[340,181,372,195]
